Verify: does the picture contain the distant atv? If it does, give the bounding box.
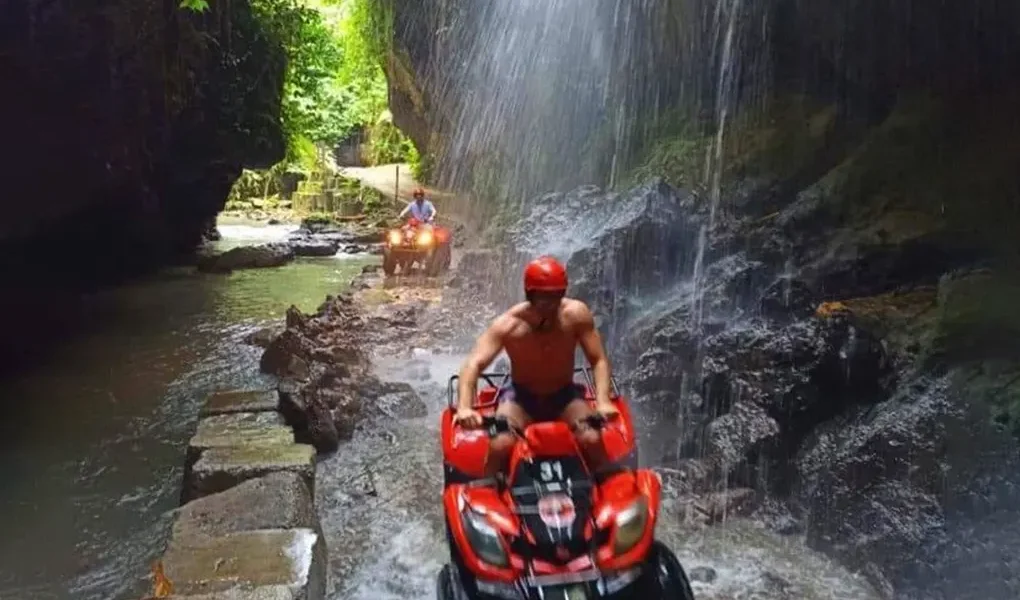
[382,217,453,276]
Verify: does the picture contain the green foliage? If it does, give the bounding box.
[336,0,391,126]
[364,113,415,164]
[287,133,320,171]
[407,144,433,183]
[346,0,394,62]
[226,169,267,207]
[179,0,210,12]
[250,0,348,155]
[212,0,419,207]
[623,135,710,191]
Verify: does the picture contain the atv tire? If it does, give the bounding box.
[382,251,397,275]
[644,541,696,599]
[425,244,451,276]
[436,563,472,600]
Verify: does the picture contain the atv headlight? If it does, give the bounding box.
[462,509,509,567]
[387,230,402,245]
[417,230,434,246]
[613,497,649,555]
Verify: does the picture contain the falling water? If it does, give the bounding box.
[432,0,614,198]
[428,0,718,215]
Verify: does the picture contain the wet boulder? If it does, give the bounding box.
[505,179,703,323]
[244,325,284,349]
[795,376,959,584]
[758,277,816,322]
[346,225,382,244]
[342,243,370,254]
[289,239,338,257]
[260,330,313,380]
[197,243,295,273]
[278,379,344,453]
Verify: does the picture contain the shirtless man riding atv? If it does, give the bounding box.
[455,256,620,478]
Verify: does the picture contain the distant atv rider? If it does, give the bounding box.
[455,256,619,477]
[398,187,437,223]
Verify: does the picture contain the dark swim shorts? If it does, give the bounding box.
[498,382,585,422]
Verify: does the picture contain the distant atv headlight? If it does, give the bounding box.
[417,230,434,246]
[613,497,649,555]
[387,230,402,245]
[461,509,509,567]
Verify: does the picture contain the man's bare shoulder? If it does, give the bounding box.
[489,303,531,335]
[561,298,595,326]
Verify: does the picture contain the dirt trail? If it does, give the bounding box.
[339,163,453,203]
[339,163,476,230]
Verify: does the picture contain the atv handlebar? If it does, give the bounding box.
[446,366,619,409]
[478,373,505,390]
[578,413,611,431]
[476,413,612,439]
[481,415,525,439]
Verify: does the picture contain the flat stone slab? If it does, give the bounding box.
[162,529,326,600]
[184,445,316,503]
[164,587,299,599]
[188,412,292,457]
[174,473,319,541]
[201,390,279,416]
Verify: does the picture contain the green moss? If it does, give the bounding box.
[799,92,1020,258]
[925,272,1020,367]
[622,135,712,191]
[956,361,1020,441]
[619,95,839,193]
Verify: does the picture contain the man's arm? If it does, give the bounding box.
[575,304,614,409]
[428,201,438,221]
[398,204,410,219]
[457,318,507,411]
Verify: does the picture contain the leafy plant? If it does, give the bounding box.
[179,0,209,12]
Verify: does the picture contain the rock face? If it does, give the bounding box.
[0,0,286,370]
[1,0,285,282]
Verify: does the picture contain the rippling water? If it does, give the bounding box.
[0,221,375,600]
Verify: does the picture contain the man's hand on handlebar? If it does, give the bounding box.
[576,408,619,432]
[595,402,620,419]
[454,407,483,428]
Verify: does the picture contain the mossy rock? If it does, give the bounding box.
[620,94,840,193]
[948,360,1020,444]
[836,287,940,360]
[925,271,1020,366]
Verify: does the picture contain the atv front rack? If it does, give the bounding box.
[446,365,621,409]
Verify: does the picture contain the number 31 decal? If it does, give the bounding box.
[539,461,565,481]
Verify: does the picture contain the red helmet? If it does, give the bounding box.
[523,256,568,293]
[412,187,425,199]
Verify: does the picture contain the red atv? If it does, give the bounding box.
[437,367,696,600]
[382,217,453,276]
